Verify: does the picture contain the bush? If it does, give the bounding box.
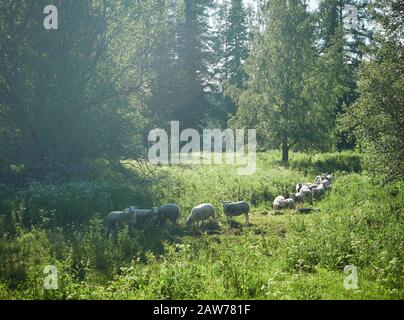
[289,151,362,174]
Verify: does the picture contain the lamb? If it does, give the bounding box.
[158,203,180,225]
[186,203,216,226]
[273,195,286,210]
[222,201,250,225]
[104,206,137,235]
[326,174,333,183]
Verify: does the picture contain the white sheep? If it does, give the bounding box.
[321,179,332,191]
[132,207,159,228]
[292,192,304,203]
[300,186,313,204]
[222,201,250,225]
[313,183,325,200]
[284,198,296,209]
[315,175,326,184]
[104,206,137,235]
[186,203,216,226]
[296,183,317,192]
[158,203,180,225]
[273,195,286,210]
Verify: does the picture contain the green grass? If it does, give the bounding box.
[0,151,402,300]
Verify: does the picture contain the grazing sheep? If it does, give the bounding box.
[158,203,180,225]
[132,207,159,228]
[296,183,317,192]
[300,186,313,204]
[104,206,137,235]
[122,206,140,232]
[222,201,250,225]
[273,195,286,210]
[284,198,296,209]
[186,203,216,226]
[315,175,326,184]
[313,183,325,200]
[292,192,304,203]
[326,174,333,183]
[321,179,332,191]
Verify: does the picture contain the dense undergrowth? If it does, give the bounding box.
[0,151,402,299]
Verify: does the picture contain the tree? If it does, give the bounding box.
[317,0,373,149]
[229,0,327,163]
[214,0,249,88]
[210,0,250,128]
[339,0,404,182]
[0,0,165,181]
[174,0,215,130]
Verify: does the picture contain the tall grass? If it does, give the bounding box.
[0,151,402,300]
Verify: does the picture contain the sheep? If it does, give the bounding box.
[313,183,325,200]
[296,183,317,192]
[157,203,180,225]
[273,195,286,210]
[132,207,159,228]
[300,186,313,204]
[284,198,296,209]
[315,175,326,184]
[292,192,304,203]
[186,203,216,227]
[104,206,137,235]
[321,179,332,191]
[326,174,333,183]
[222,201,250,225]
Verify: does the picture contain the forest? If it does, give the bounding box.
[0,0,403,300]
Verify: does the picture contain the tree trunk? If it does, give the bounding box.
[282,139,289,165]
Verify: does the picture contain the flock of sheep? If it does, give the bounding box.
[273,174,333,211]
[103,174,333,235]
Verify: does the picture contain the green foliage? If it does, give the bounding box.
[339,0,404,182]
[0,180,152,229]
[288,151,362,174]
[0,152,402,300]
[228,0,333,163]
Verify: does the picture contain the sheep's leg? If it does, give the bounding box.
[104,226,109,237]
[245,213,249,226]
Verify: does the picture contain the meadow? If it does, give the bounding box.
[0,151,402,300]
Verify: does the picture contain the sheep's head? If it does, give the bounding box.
[186,217,192,226]
[122,206,136,217]
[124,206,137,214]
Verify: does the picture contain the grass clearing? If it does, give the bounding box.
[0,151,402,299]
